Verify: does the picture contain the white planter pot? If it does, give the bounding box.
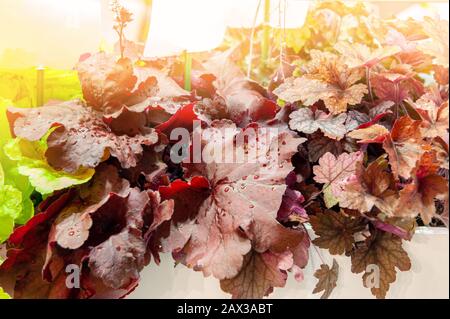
[129,227,449,299]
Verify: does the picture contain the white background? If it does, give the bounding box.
[129,227,449,299]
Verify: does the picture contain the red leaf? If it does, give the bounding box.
[155,102,198,135]
[357,112,390,129]
[7,191,74,248]
[382,116,425,179]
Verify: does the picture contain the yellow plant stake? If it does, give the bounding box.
[261,0,271,66]
[184,50,192,91]
[36,66,44,107]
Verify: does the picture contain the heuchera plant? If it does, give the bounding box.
[0,1,448,299]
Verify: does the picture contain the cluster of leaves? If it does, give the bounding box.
[0,98,35,245]
[271,1,449,298]
[0,31,194,297]
[0,65,84,249]
[0,1,448,299]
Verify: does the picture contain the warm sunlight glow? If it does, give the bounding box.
[224,0,309,28]
[397,2,450,20]
[144,0,227,57]
[0,0,101,69]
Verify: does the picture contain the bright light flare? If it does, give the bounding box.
[223,0,309,29]
[397,2,449,20]
[144,0,227,57]
[0,0,102,69]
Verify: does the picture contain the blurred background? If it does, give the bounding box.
[0,0,448,69]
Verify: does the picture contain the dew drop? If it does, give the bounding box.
[242,176,247,180]
[249,204,255,209]
[253,175,259,180]
[68,230,75,236]
[224,187,230,192]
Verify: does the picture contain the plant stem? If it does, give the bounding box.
[184,51,192,91]
[115,24,125,59]
[366,66,374,103]
[247,0,262,78]
[305,230,326,265]
[36,66,45,107]
[261,0,271,66]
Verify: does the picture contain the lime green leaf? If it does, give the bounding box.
[0,184,22,242]
[1,98,35,225]
[0,184,22,219]
[277,98,286,107]
[1,164,34,225]
[0,98,13,150]
[0,287,11,299]
[0,163,4,185]
[4,138,95,195]
[9,176,34,225]
[0,215,14,244]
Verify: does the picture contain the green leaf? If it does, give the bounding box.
[0,214,14,244]
[276,98,286,107]
[0,184,22,219]
[7,174,34,225]
[0,162,4,185]
[0,184,22,242]
[0,287,11,299]
[1,98,34,227]
[0,98,12,151]
[1,164,34,225]
[4,138,95,196]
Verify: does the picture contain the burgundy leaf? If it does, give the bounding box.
[220,250,293,299]
[8,100,159,173]
[169,120,305,280]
